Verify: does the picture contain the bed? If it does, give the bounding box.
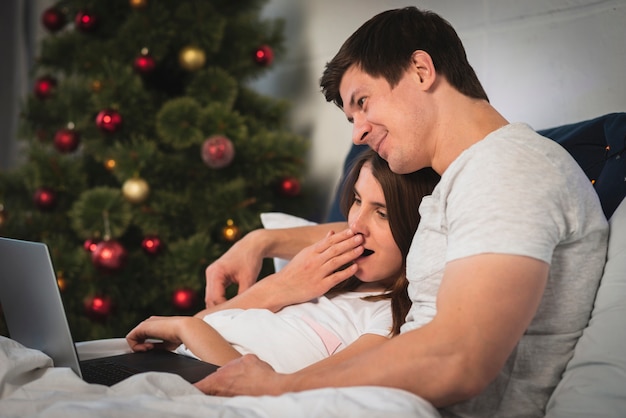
[1,113,625,417]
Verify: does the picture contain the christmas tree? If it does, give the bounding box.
[0,0,311,341]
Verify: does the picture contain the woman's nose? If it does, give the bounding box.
[350,212,368,236]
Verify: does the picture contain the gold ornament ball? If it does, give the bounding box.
[129,0,148,8]
[222,219,241,242]
[122,177,150,204]
[179,46,206,71]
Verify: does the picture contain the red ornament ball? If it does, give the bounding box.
[172,288,196,310]
[91,240,127,272]
[33,187,57,211]
[84,295,113,321]
[75,10,98,32]
[34,76,57,99]
[279,176,301,197]
[42,7,66,32]
[141,235,163,255]
[83,238,100,253]
[0,204,8,228]
[201,135,235,169]
[53,128,80,153]
[95,109,123,133]
[253,45,274,67]
[133,53,156,74]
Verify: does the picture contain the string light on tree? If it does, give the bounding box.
[141,235,163,255]
[53,124,80,153]
[91,80,103,93]
[253,44,274,67]
[41,7,66,32]
[33,187,57,211]
[201,135,235,169]
[104,159,116,171]
[34,76,57,99]
[222,219,241,242]
[178,45,206,71]
[74,10,98,32]
[129,0,148,9]
[172,288,195,310]
[56,271,67,292]
[95,108,123,133]
[122,177,150,204]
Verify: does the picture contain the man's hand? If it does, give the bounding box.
[204,231,265,307]
[194,354,286,397]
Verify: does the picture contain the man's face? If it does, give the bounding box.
[339,65,432,174]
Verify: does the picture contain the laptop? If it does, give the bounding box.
[0,236,219,386]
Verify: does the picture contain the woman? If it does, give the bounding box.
[126,150,439,373]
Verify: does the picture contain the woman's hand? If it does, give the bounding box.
[126,316,190,352]
[261,228,364,308]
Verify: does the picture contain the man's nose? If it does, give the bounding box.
[352,114,370,145]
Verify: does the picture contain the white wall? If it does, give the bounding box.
[251,0,626,219]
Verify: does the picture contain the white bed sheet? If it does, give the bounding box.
[0,336,440,418]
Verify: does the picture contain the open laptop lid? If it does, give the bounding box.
[0,237,83,378]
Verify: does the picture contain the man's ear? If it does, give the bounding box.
[410,50,436,90]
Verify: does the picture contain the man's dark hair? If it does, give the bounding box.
[320,6,489,107]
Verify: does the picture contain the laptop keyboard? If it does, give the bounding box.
[81,360,143,386]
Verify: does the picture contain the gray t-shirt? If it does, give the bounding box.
[403,123,609,417]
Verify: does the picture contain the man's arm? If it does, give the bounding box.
[202,225,359,314]
[195,253,549,408]
[204,222,347,307]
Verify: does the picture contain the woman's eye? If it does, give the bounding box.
[377,210,388,220]
[357,97,366,108]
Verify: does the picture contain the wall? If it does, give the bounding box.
[250,0,626,220]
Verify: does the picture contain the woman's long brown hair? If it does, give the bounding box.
[328,149,439,335]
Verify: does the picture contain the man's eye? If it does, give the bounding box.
[357,97,366,107]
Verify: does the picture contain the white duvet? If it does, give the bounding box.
[0,336,440,418]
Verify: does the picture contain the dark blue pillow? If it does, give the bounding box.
[539,112,626,219]
[325,113,626,222]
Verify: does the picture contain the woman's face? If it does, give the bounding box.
[348,162,403,285]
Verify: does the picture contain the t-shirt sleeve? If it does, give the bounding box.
[444,140,569,264]
[359,299,394,337]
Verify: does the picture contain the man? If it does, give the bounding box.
[198,7,608,417]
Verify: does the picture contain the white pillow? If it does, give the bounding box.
[260,212,318,272]
[545,197,626,417]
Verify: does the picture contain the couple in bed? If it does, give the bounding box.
[126,149,440,373]
[129,6,607,417]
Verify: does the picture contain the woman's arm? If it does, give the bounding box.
[126,316,241,366]
[197,227,364,317]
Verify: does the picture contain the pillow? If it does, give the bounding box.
[260,212,317,272]
[545,196,626,417]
